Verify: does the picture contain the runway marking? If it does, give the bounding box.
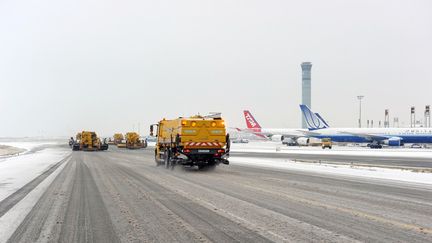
[0,157,70,242]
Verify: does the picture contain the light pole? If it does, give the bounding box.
[357,95,364,128]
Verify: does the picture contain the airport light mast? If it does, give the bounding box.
[357,95,364,128]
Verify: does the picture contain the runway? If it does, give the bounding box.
[1,147,431,242]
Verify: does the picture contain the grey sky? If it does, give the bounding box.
[1,0,431,137]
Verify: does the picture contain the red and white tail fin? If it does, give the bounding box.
[243,110,262,131]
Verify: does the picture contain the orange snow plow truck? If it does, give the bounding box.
[150,114,230,169]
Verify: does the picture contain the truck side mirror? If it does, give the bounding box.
[150,125,154,136]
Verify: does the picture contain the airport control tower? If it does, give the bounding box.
[301,62,312,129]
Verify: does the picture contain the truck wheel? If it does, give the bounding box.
[72,144,80,151]
[164,150,171,169]
[170,160,176,170]
[155,149,162,166]
[226,134,231,152]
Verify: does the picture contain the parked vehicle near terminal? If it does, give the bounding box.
[321,138,332,149]
[150,114,230,169]
[410,144,422,148]
[282,137,297,146]
[367,142,383,149]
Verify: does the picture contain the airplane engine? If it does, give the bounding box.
[296,137,310,146]
[271,135,283,141]
[384,137,403,146]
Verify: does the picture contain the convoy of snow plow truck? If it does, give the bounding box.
[69,113,231,170]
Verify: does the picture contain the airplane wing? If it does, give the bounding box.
[338,131,388,141]
[296,130,322,136]
[280,133,302,138]
[235,128,301,138]
[231,128,264,134]
[248,130,302,138]
[230,127,243,132]
[231,128,270,139]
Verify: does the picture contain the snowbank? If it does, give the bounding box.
[0,141,61,152]
[0,145,25,157]
[230,157,432,186]
[0,148,71,201]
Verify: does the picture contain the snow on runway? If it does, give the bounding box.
[0,144,70,201]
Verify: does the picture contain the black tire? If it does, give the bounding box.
[155,149,161,166]
[164,150,171,169]
[226,134,231,152]
[175,134,181,146]
[72,144,80,151]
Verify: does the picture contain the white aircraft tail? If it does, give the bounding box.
[299,105,330,130]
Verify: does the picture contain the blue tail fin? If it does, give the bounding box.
[299,105,329,130]
[315,113,330,128]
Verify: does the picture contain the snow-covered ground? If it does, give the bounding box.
[0,140,70,201]
[231,141,432,159]
[230,156,432,186]
[0,141,61,153]
[0,145,25,157]
[0,155,68,242]
[229,141,432,185]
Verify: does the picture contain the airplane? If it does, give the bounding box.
[239,110,325,145]
[299,105,432,148]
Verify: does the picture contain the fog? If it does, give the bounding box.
[1,0,431,137]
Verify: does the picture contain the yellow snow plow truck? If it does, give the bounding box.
[150,114,230,169]
[124,132,147,149]
[72,131,109,151]
[108,133,124,145]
